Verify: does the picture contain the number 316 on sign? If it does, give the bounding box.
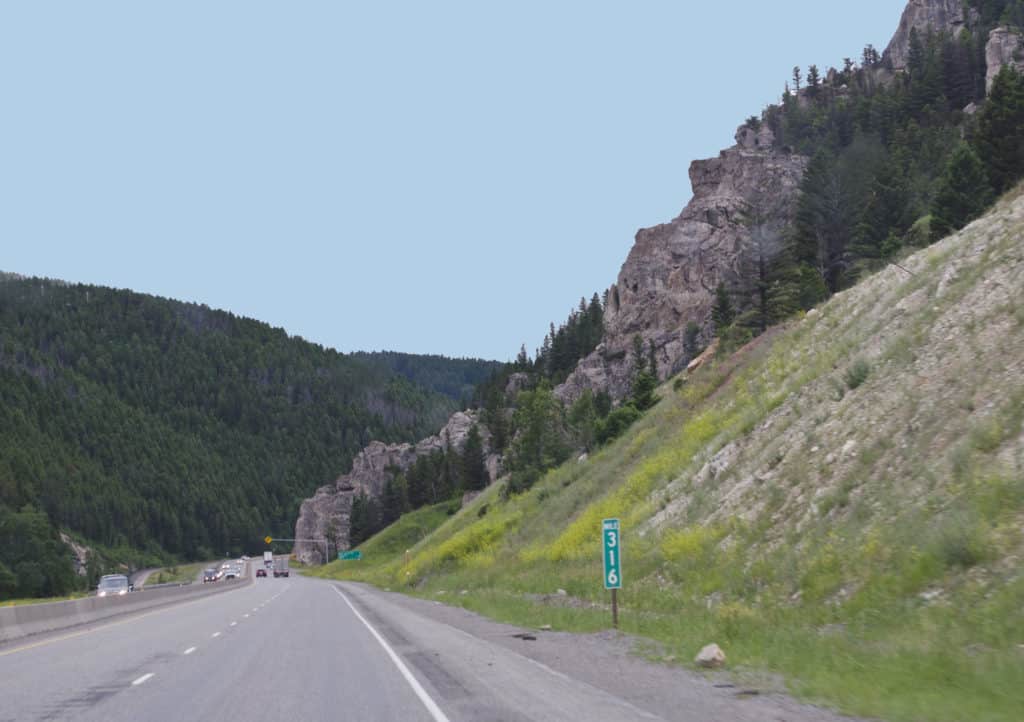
[602,518,622,589]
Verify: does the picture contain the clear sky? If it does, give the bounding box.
[1,2,905,361]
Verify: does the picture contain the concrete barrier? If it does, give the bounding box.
[0,575,251,644]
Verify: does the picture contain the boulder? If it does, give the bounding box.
[695,643,727,668]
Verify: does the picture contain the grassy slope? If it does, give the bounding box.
[143,562,208,586]
[317,190,1024,722]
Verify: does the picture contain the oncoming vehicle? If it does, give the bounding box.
[203,568,218,583]
[96,574,133,597]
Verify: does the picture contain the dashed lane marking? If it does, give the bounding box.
[131,673,154,686]
[184,647,196,655]
[0,589,245,658]
[212,632,221,638]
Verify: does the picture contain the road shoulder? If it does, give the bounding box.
[335,581,863,722]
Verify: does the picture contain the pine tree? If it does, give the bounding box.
[931,143,994,238]
[711,282,735,331]
[975,65,1024,194]
[380,475,408,526]
[683,322,702,360]
[631,371,658,411]
[631,334,645,373]
[349,492,369,546]
[807,65,821,98]
[460,425,489,491]
[515,345,530,370]
[567,390,598,452]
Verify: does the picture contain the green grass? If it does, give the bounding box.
[315,195,1024,721]
[1,592,91,607]
[144,562,208,586]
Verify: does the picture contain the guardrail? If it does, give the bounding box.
[0,575,250,645]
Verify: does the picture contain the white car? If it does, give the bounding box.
[96,574,132,597]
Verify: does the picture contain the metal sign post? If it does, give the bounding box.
[264,536,331,565]
[602,518,622,628]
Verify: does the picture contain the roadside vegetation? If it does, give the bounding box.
[318,188,1024,722]
[144,562,208,586]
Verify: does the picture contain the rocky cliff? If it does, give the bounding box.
[986,26,1024,90]
[884,0,978,70]
[557,125,807,401]
[293,411,497,563]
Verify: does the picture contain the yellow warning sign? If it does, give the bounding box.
[264,536,273,544]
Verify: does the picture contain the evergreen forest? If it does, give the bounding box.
[0,275,497,599]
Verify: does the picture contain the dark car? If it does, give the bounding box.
[256,568,266,577]
[202,568,218,583]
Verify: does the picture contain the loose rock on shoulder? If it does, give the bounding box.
[695,643,726,668]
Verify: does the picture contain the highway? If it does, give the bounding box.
[0,572,850,722]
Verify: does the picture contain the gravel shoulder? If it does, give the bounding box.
[339,581,865,722]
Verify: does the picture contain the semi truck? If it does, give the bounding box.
[273,556,289,578]
[263,550,273,568]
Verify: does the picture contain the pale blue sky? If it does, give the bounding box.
[1,2,903,361]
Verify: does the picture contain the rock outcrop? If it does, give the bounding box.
[557,125,807,401]
[59,532,91,576]
[884,0,978,70]
[986,26,1024,91]
[293,411,497,563]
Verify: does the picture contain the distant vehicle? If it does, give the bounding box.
[241,555,250,561]
[273,557,289,578]
[203,568,218,583]
[263,551,273,568]
[220,562,231,570]
[96,574,132,597]
[256,568,266,577]
[224,568,238,580]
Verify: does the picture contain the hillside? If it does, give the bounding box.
[0,276,497,598]
[317,187,1024,721]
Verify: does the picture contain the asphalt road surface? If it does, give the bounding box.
[0,574,852,722]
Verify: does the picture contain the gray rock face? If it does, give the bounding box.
[59,532,91,576]
[884,0,977,70]
[986,27,1024,92]
[293,411,496,563]
[557,126,807,401]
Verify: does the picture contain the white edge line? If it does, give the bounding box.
[131,673,154,686]
[183,647,196,655]
[333,586,450,722]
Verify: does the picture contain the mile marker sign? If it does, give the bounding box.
[602,519,622,589]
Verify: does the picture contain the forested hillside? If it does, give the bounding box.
[0,275,495,599]
[350,351,503,405]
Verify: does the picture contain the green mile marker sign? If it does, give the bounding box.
[602,518,621,589]
[338,550,362,561]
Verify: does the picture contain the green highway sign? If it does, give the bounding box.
[338,550,362,561]
[602,518,621,590]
